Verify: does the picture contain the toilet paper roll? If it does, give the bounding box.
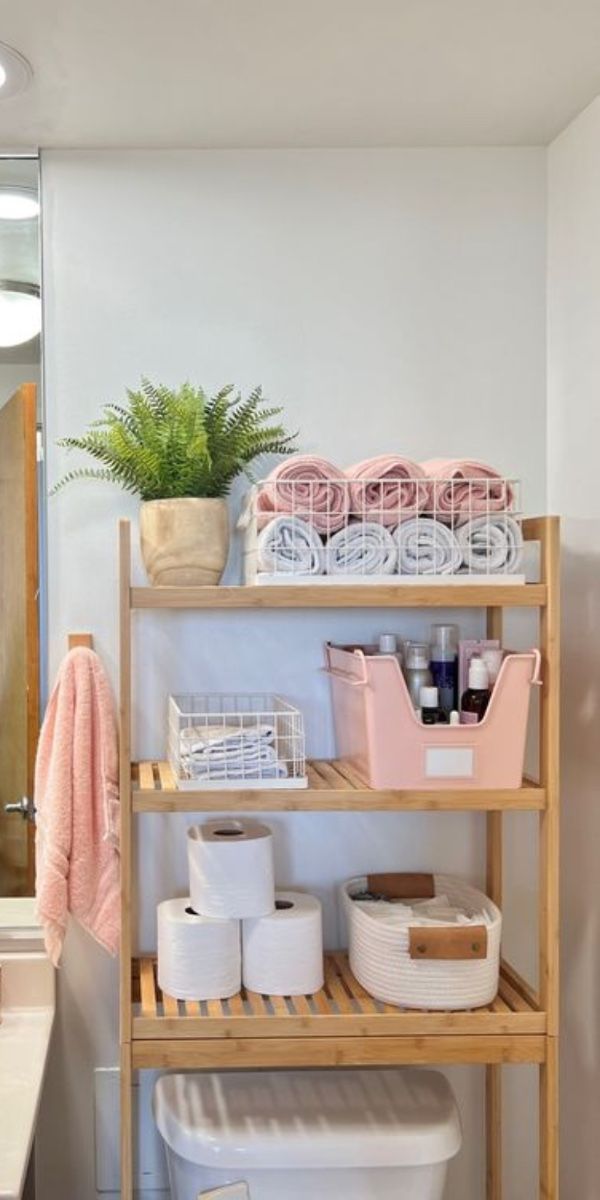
[157,898,241,1001]
[242,890,324,996]
[188,819,275,919]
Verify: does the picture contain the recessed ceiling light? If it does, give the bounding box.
[0,186,39,221]
[0,42,33,99]
[0,281,41,347]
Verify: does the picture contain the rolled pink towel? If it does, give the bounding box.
[256,455,348,533]
[346,455,430,525]
[421,458,513,522]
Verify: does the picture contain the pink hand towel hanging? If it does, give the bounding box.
[34,646,120,966]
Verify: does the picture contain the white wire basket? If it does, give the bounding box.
[240,476,524,585]
[168,693,307,790]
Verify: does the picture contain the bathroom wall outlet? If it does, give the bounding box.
[94,1067,169,1193]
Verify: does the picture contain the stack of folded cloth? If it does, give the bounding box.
[180,724,288,781]
[252,453,521,578]
[350,891,491,927]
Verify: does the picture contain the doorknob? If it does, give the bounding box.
[4,795,36,821]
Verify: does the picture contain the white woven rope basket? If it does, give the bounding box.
[342,873,501,1011]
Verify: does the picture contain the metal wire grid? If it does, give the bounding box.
[244,476,523,581]
[168,693,307,790]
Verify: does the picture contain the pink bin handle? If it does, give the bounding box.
[323,644,369,687]
[529,648,543,685]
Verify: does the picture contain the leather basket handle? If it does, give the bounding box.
[367,872,435,900]
[409,924,488,960]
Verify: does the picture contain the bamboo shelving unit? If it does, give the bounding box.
[118,515,560,1200]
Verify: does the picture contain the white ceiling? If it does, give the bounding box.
[0,0,599,148]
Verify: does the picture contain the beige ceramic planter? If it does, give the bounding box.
[140,498,229,586]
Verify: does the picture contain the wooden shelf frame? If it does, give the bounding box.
[132,952,545,1042]
[119,514,560,1200]
[131,581,547,609]
[132,758,546,811]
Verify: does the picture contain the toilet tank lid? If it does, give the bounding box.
[153,1068,462,1170]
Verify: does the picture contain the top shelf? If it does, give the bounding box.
[130,582,547,610]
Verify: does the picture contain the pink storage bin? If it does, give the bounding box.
[325,643,541,790]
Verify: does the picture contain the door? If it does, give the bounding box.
[0,384,39,895]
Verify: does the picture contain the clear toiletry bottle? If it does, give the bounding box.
[430,623,458,715]
[404,642,433,711]
[377,633,403,668]
[420,685,441,725]
[481,647,503,688]
[460,657,491,724]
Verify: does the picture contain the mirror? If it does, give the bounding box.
[0,155,42,897]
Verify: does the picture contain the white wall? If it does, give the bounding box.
[547,96,600,1199]
[38,148,547,1198]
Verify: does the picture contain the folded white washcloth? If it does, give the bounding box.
[325,521,397,576]
[181,724,275,757]
[457,514,522,574]
[395,517,462,576]
[257,515,324,575]
[352,894,490,926]
[184,743,278,767]
[186,757,288,781]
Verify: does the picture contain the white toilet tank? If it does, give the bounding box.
[153,1067,462,1200]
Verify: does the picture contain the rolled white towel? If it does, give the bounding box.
[395,517,462,576]
[325,521,397,576]
[257,515,324,575]
[458,514,522,574]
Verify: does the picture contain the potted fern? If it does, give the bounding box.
[55,380,297,586]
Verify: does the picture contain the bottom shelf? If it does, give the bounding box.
[131,952,546,1068]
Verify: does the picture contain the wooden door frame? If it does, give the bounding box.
[23,383,40,893]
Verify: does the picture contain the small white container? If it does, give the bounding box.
[154,1069,462,1200]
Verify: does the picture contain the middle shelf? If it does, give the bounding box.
[132,951,544,1041]
[132,758,546,812]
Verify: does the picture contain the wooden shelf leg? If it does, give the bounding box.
[485,607,504,1199]
[486,1064,502,1200]
[120,518,133,1044]
[120,1040,133,1200]
[539,519,559,1200]
[119,520,134,1200]
[540,1037,559,1198]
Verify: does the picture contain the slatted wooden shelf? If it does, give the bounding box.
[132,952,545,1046]
[130,582,547,610]
[132,758,546,812]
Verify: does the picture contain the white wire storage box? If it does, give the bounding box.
[241,475,524,585]
[342,873,502,1011]
[168,693,307,790]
